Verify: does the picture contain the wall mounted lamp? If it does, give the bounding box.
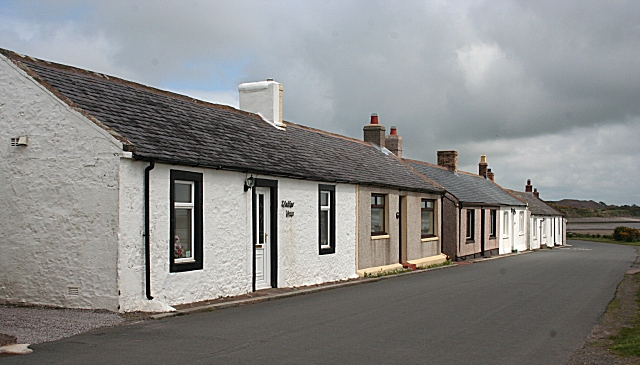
[244,176,255,192]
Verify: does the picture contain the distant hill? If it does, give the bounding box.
[549,199,606,209]
[546,199,640,218]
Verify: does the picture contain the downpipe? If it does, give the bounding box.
[144,160,155,300]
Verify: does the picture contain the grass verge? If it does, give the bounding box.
[363,260,453,278]
[569,237,640,246]
[609,273,640,357]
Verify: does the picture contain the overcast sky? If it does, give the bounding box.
[1,0,638,205]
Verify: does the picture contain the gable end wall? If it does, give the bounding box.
[0,55,122,310]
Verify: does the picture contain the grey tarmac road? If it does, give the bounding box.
[1,240,635,365]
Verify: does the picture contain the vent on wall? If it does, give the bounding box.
[68,287,79,296]
[10,136,28,146]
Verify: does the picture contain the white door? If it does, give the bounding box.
[255,187,271,290]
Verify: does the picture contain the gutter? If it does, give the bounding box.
[144,160,155,300]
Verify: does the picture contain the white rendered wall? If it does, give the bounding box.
[499,206,527,254]
[0,55,123,310]
[277,179,357,288]
[529,216,541,250]
[499,208,511,254]
[118,163,253,312]
[513,207,527,252]
[118,166,358,312]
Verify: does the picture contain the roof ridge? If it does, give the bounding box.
[403,158,447,170]
[504,189,528,205]
[285,122,373,147]
[396,158,445,191]
[0,47,264,123]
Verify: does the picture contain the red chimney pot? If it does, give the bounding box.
[370,113,379,125]
[390,126,397,135]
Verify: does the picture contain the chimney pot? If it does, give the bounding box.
[385,126,402,157]
[478,155,488,177]
[533,188,539,198]
[525,179,533,192]
[363,113,385,147]
[487,168,495,181]
[437,150,458,171]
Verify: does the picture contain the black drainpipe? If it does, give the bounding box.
[481,208,486,257]
[144,160,155,300]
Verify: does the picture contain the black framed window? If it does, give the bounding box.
[319,185,336,255]
[466,209,475,241]
[489,209,497,238]
[371,194,386,235]
[170,170,203,273]
[421,199,435,238]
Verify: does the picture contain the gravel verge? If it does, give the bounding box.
[0,304,124,345]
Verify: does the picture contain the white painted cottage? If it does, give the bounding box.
[0,49,444,312]
[508,181,566,250]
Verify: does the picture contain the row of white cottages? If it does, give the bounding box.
[0,49,565,312]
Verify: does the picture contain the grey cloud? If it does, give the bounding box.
[1,0,639,204]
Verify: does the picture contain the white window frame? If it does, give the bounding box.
[519,211,524,234]
[533,218,537,238]
[503,211,509,237]
[174,180,195,263]
[320,191,331,249]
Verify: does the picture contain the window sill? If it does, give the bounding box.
[465,239,475,244]
[371,234,390,240]
[174,258,196,264]
[421,236,439,242]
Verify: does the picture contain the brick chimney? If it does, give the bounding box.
[363,113,386,147]
[533,188,539,198]
[478,155,488,178]
[437,150,458,171]
[238,79,285,129]
[487,168,495,181]
[385,126,402,157]
[525,179,533,192]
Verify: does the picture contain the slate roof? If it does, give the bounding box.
[508,190,562,216]
[1,49,442,193]
[405,159,525,206]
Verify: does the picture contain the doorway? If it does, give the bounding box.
[254,187,271,290]
[252,179,278,291]
[398,196,408,263]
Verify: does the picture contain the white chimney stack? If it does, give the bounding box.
[238,79,284,129]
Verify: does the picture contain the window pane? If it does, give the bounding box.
[321,191,329,207]
[320,210,329,246]
[371,207,384,233]
[421,210,433,236]
[426,201,433,209]
[175,183,192,203]
[371,196,376,205]
[175,208,192,259]
[421,200,426,209]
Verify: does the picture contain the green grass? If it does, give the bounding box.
[363,260,453,278]
[418,260,454,270]
[568,234,640,246]
[610,274,640,357]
